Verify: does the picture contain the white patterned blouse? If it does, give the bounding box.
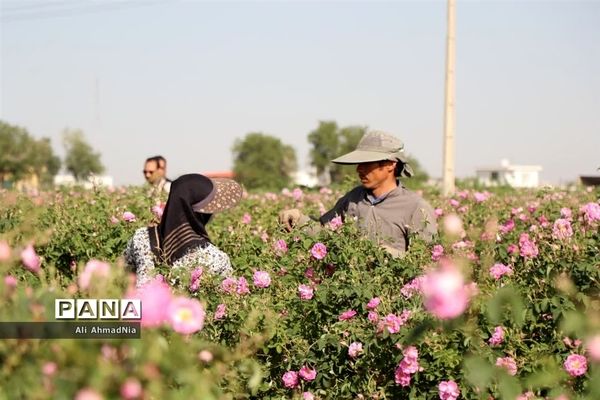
[124,227,232,287]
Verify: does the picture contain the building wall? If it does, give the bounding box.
[476,169,540,188]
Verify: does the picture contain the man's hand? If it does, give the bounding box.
[278,209,305,231]
[381,244,405,259]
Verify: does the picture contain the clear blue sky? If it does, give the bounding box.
[1,0,599,186]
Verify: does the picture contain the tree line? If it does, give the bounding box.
[233,121,429,191]
[1,119,427,191]
[0,120,104,188]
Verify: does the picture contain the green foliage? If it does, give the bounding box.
[308,121,366,184]
[232,132,297,191]
[0,185,599,399]
[308,121,339,177]
[0,120,61,187]
[62,129,105,181]
[35,187,148,274]
[307,122,430,189]
[402,154,430,190]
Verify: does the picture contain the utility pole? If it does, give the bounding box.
[442,0,456,196]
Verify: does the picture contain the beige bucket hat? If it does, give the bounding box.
[331,130,413,177]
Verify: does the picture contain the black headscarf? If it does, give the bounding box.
[148,174,215,265]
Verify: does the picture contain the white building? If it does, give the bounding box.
[54,174,114,189]
[476,159,542,188]
[291,169,320,188]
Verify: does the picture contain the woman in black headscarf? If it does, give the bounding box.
[124,174,243,287]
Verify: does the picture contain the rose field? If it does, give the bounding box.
[0,184,599,400]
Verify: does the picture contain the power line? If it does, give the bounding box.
[2,1,75,13]
[1,0,176,23]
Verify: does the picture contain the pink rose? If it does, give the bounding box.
[299,365,316,381]
[302,392,315,400]
[518,233,539,259]
[442,214,464,237]
[74,388,104,400]
[488,326,505,346]
[214,303,227,320]
[382,313,404,334]
[580,202,600,223]
[367,311,379,323]
[260,232,269,243]
[282,370,299,389]
[122,211,136,222]
[367,297,381,309]
[431,244,444,261]
[328,216,343,231]
[151,203,165,220]
[507,244,518,255]
[496,357,518,376]
[394,346,420,386]
[499,219,515,234]
[298,284,314,300]
[348,342,363,358]
[563,354,587,377]
[21,244,41,273]
[560,207,572,219]
[338,309,357,321]
[189,267,203,292]
[221,277,237,294]
[585,335,600,361]
[198,350,213,363]
[310,242,327,260]
[292,188,303,201]
[489,263,513,280]
[236,277,250,295]
[273,239,288,254]
[4,275,17,289]
[473,191,489,203]
[129,277,172,327]
[438,380,460,400]
[78,260,111,290]
[252,271,271,288]
[516,391,535,400]
[120,378,142,400]
[401,276,425,299]
[167,296,205,334]
[422,265,472,319]
[241,213,252,224]
[0,240,11,261]
[552,218,573,240]
[42,362,57,376]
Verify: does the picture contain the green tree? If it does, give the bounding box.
[30,138,61,186]
[0,121,31,184]
[0,120,61,187]
[232,133,297,191]
[62,129,104,181]
[402,154,430,190]
[308,121,366,184]
[308,121,339,178]
[330,125,366,183]
[307,121,431,188]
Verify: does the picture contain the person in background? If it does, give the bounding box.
[125,173,243,287]
[143,155,172,195]
[279,130,437,257]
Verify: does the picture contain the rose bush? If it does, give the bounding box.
[0,184,598,399]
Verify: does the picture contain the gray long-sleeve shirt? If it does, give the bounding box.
[319,185,437,253]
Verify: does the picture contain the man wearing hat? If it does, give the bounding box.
[279,130,437,256]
